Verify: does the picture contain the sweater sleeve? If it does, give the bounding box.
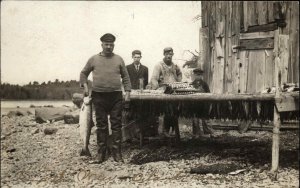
[79,58,93,88]
[176,65,183,82]
[120,59,132,92]
[150,64,161,90]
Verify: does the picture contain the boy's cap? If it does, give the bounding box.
[163,47,173,54]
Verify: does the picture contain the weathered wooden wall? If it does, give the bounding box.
[200,1,299,94]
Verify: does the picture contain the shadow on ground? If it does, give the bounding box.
[126,132,299,170]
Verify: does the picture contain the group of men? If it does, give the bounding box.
[79,33,209,164]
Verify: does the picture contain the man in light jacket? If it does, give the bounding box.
[150,47,182,141]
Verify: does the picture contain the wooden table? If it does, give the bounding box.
[129,91,299,173]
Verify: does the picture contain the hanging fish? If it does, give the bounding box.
[242,101,250,120]
[79,97,94,157]
[256,101,262,118]
[228,101,233,117]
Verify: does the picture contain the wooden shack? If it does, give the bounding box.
[199,1,299,94]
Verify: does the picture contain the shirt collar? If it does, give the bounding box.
[99,52,114,57]
[161,61,173,67]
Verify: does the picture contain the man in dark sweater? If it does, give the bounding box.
[80,33,131,163]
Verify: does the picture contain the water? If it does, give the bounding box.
[1,100,74,115]
[1,100,73,108]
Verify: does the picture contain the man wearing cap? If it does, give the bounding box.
[150,47,182,141]
[80,33,131,163]
[126,50,148,90]
[191,68,209,93]
[150,47,182,89]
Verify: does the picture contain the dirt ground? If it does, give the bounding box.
[1,113,299,188]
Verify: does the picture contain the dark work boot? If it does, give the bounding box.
[162,127,170,138]
[173,118,180,144]
[94,129,108,164]
[202,119,215,135]
[161,115,171,138]
[111,131,124,163]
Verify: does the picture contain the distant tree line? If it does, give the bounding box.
[0,79,90,100]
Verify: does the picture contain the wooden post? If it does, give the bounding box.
[271,29,290,174]
[270,29,281,173]
[271,99,281,173]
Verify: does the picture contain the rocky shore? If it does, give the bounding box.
[1,112,299,187]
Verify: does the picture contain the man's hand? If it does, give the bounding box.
[124,91,130,102]
[83,83,89,97]
[123,91,131,110]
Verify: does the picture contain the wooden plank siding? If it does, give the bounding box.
[240,31,274,39]
[208,1,215,89]
[264,49,275,88]
[255,50,266,93]
[239,37,274,50]
[246,51,257,93]
[201,2,208,27]
[278,35,289,85]
[224,1,233,93]
[281,2,290,35]
[238,51,248,93]
[243,1,248,32]
[220,1,226,94]
[247,1,258,27]
[267,1,275,23]
[290,2,299,83]
[234,1,241,94]
[199,27,210,84]
[257,1,268,25]
[231,53,240,93]
[199,1,298,94]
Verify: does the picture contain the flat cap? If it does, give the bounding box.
[193,68,204,74]
[163,47,173,54]
[100,33,116,42]
[132,50,141,56]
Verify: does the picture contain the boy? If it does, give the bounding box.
[191,68,214,138]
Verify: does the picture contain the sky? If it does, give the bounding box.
[1,1,201,85]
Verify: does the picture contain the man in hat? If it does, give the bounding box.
[150,47,182,141]
[80,33,131,163]
[190,68,210,92]
[190,68,215,138]
[150,47,182,89]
